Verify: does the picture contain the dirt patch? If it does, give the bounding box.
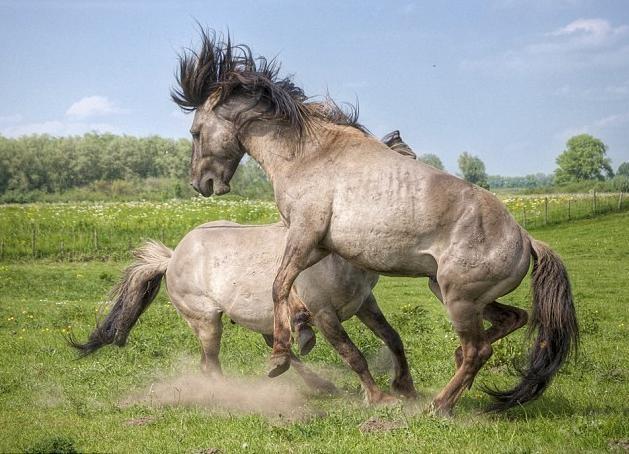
[120,373,310,421]
[358,416,407,433]
[609,439,629,452]
[124,416,155,426]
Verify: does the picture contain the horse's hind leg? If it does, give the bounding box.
[431,298,492,415]
[429,279,527,368]
[261,334,337,394]
[356,293,417,399]
[313,309,396,404]
[454,301,528,368]
[187,312,223,376]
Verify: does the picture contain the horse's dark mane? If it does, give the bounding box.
[171,29,366,135]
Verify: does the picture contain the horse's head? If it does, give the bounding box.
[171,29,310,197]
[187,95,246,196]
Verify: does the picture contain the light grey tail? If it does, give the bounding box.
[69,240,172,356]
[486,238,579,411]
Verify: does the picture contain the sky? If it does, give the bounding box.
[1,0,628,176]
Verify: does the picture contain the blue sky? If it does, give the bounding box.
[1,0,628,176]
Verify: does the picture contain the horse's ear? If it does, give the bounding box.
[381,130,416,159]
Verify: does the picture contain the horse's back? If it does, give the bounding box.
[166,222,286,333]
[165,221,378,333]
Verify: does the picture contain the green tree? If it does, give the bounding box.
[554,134,613,184]
[458,152,489,189]
[617,162,629,177]
[418,153,444,170]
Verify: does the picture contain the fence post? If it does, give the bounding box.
[31,225,36,258]
[522,207,527,229]
[592,190,597,214]
[544,197,548,225]
[568,199,571,220]
[619,192,624,211]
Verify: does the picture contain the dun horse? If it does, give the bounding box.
[172,30,578,414]
[71,129,419,404]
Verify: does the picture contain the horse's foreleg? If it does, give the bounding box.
[356,293,417,399]
[314,309,396,405]
[288,290,316,356]
[269,228,324,377]
[261,334,337,394]
[431,299,492,415]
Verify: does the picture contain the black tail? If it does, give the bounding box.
[69,241,172,356]
[486,239,579,411]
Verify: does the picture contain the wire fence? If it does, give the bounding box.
[0,192,626,261]
[505,192,627,229]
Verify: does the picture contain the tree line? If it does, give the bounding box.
[0,132,626,203]
[0,133,273,201]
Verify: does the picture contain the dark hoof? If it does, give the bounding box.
[392,378,418,399]
[267,353,290,378]
[298,327,316,356]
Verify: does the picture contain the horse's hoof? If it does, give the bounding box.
[267,353,290,378]
[427,400,453,418]
[298,327,316,356]
[392,378,418,399]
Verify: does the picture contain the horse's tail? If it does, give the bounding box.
[69,240,172,356]
[486,238,579,411]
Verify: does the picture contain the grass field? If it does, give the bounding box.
[0,192,626,260]
[0,212,628,453]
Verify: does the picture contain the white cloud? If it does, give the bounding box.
[555,112,629,142]
[550,18,614,37]
[1,120,119,137]
[462,18,629,75]
[65,95,124,118]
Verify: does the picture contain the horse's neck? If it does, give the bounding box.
[239,123,305,185]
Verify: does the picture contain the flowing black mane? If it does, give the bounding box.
[171,29,366,135]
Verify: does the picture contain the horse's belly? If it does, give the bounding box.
[324,229,438,277]
[221,287,275,335]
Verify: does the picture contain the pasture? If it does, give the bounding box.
[0,209,628,452]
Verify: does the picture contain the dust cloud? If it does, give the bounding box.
[120,372,312,421]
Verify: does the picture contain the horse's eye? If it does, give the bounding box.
[191,131,200,140]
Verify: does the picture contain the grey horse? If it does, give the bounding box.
[171,30,578,414]
[70,221,417,403]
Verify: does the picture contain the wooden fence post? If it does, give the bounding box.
[31,225,36,258]
[619,192,624,211]
[544,197,548,225]
[568,199,571,220]
[522,207,527,229]
[592,190,597,214]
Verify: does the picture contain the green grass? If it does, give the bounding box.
[1,212,628,452]
[1,193,627,261]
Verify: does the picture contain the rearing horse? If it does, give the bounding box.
[172,30,578,414]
